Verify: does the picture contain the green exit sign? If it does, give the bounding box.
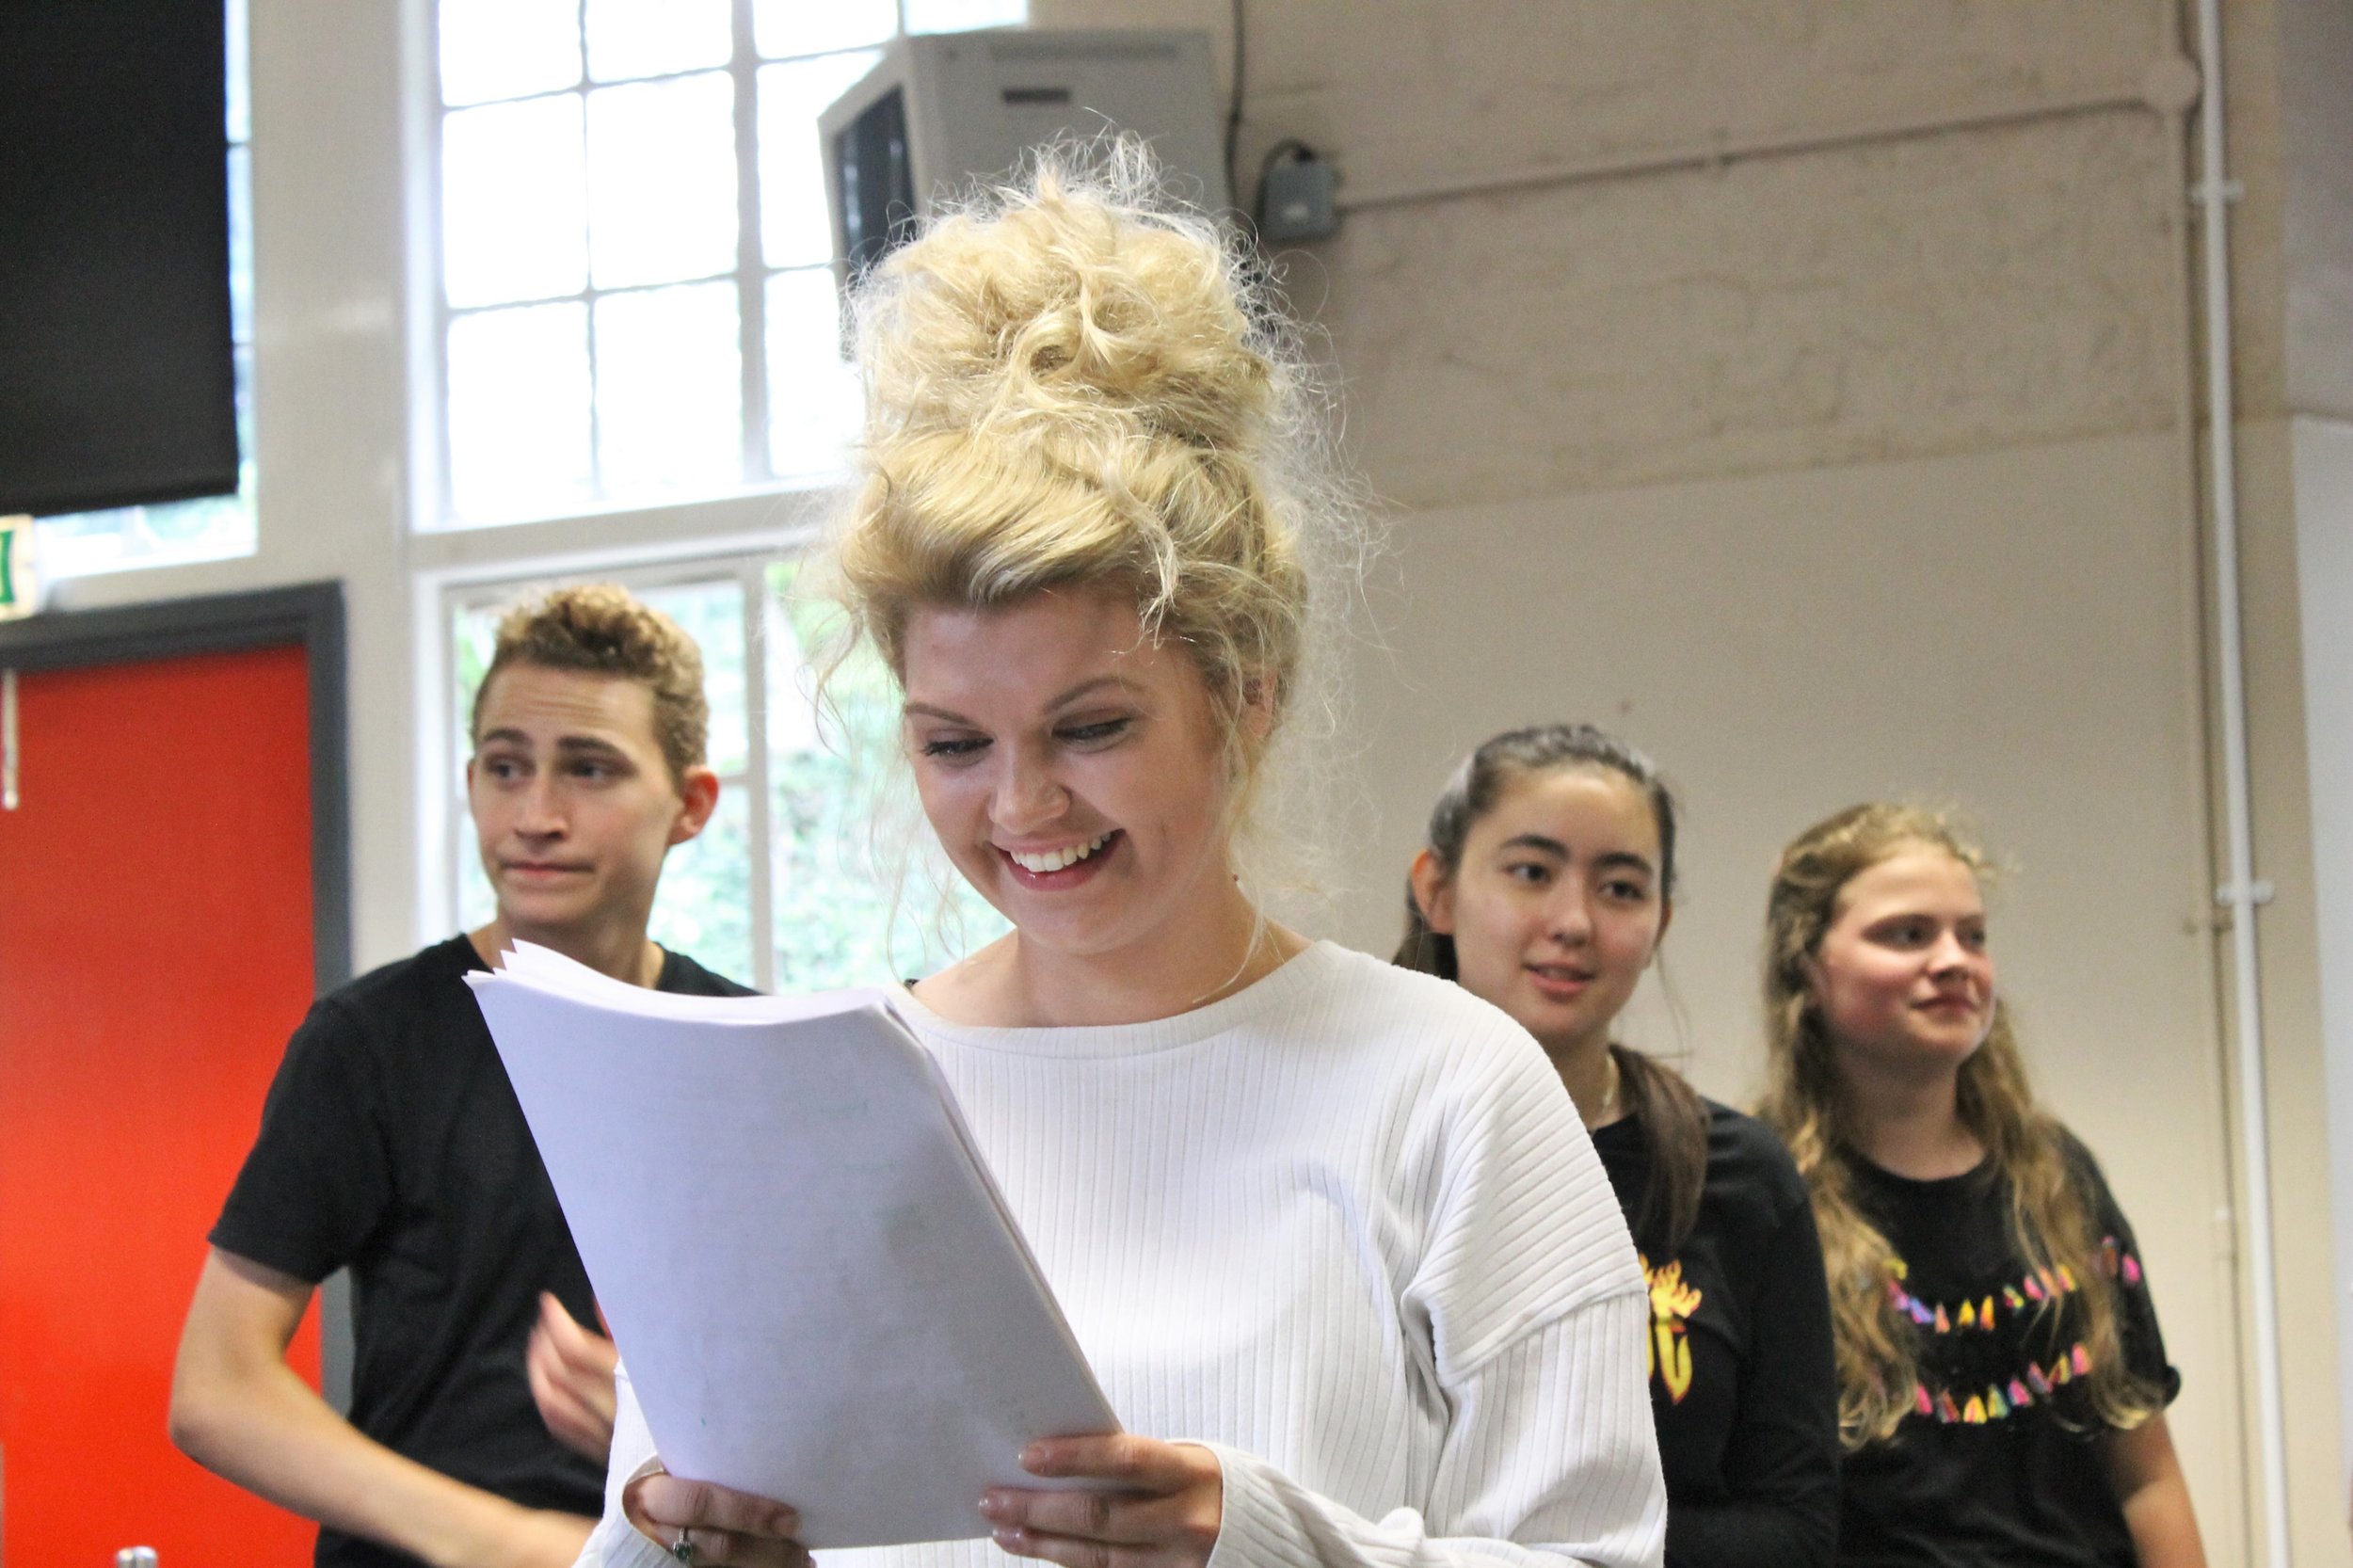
[0,516,33,619]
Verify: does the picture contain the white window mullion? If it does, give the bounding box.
[443,586,483,940]
[428,24,457,527]
[574,0,594,514]
[731,0,771,488]
[576,90,607,500]
[742,557,777,992]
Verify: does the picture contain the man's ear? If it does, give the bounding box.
[669,766,721,846]
[1407,848,1456,935]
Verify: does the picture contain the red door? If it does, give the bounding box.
[0,644,323,1565]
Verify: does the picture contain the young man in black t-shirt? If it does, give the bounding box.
[169,585,754,1568]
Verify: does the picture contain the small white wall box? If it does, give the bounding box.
[818,29,1227,278]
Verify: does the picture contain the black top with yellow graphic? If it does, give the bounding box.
[1591,1100,1840,1568]
[1838,1133,2180,1568]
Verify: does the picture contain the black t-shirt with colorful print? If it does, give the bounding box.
[1591,1100,1841,1568]
[1836,1134,2180,1568]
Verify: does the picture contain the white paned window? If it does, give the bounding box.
[447,557,1007,991]
[904,0,1027,33]
[757,52,887,269]
[584,0,730,84]
[764,268,861,480]
[446,303,595,517]
[593,281,744,495]
[32,0,257,583]
[441,96,588,307]
[439,0,581,106]
[584,73,738,289]
[752,0,895,59]
[432,0,1027,530]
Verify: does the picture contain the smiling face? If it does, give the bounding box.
[899,586,1256,972]
[1807,845,1996,1084]
[1412,765,1670,1060]
[467,662,716,948]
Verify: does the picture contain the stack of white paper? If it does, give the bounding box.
[468,944,1121,1549]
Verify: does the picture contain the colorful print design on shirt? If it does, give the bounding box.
[1638,1253,1704,1404]
[1887,1236,2140,1426]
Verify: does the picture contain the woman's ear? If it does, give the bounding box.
[1238,674,1278,743]
[1407,848,1455,935]
[1795,951,1826,1010]
[1652,895,1676,957]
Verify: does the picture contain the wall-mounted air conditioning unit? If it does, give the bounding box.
[818,29,1226,279]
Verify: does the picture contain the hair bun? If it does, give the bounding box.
[824,139,1371,917]
[859,150,1273,458]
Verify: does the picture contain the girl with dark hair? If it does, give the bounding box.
[1756,804,2203,1567]
[1399,724,1839,1568]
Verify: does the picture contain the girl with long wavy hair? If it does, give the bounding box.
[1756,804,2202,1567]
[1398,724,1838,1568]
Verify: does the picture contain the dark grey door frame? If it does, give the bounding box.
[0,581,359,1410]
[0,581,352,995]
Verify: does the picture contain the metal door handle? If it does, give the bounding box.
[2,666,17,810]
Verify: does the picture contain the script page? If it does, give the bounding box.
[470,963,1120,1548]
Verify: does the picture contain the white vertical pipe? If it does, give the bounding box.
[2192,0,2293,1560]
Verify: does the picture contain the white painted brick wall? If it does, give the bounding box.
[1041,0,2311,500]
[1313,112,2180,507]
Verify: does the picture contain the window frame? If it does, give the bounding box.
[410,2,1028,978]
[420,4,927,534]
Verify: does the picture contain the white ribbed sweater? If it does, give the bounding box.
[580,941,1666,1568]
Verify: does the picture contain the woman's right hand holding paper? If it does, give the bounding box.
[624,1469,808,1568]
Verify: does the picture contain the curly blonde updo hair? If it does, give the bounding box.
[827,140,1360,896]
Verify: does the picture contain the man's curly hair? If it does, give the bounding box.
[472,584,709,786]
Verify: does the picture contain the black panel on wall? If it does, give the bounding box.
[0,1,237,518]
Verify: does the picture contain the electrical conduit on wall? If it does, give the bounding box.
[2190,0,2294,1560]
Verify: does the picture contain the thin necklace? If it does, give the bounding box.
[1587,1048,1621,1128]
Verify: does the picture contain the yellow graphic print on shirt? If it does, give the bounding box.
[1640,1254,1704,1404]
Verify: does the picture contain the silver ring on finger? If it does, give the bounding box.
[669,1528,698,1565]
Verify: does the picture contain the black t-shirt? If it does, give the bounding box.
[1592,1101,1841,1568]
[211,934,752,1568]
[1835,1135,2181,1568]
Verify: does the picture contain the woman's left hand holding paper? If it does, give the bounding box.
[625,1470,808,1568]
[981,1434,1225,1568]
